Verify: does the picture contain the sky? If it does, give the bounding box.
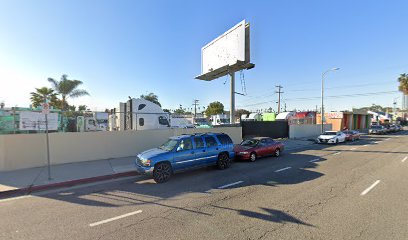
[0,0,407,113]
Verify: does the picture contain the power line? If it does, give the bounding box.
[240,79,398,102]
[237,91,399,108]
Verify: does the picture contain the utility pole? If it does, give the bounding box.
[192,99,199,124]
[275,85,284,114]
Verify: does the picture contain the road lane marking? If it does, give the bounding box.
[374,141,379,144]
[385,138,391,141]
[0,195,30,203]
[274,167,292,173]
[218,181,244,189]
[309,158,320,163]
[360,180,381,196]
[350,148,357,150]
[363,144,368,147]
[402,156,408,163]
[89,210,143,227]
[332,152,341,155]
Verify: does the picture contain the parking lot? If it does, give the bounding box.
[1,131,407,240]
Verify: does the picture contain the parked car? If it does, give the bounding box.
[383,125,392,133]
[389,124,398,132]
[396,125,403,131]
[234,137,284,162]
[342,130,361,141]
[369,125,385,135]
[316,131,346,144]
[135,133,234,183]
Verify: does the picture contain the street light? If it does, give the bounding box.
[321,67,340,133]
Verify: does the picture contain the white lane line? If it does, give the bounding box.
[385,138,391,141]
[360,180,381,196]
[350,148,357,150]
[362,144,368,147]
[402,156,408,163]
[373,141,379,144]
[217,181,244,189]
[332,152,341,155]
[274,167,292,173]
[89,210,143,227]
[0,195,31,203]
[309,158,320,163]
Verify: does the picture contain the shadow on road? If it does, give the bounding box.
[213,205,315,227]
[35,151,327,212]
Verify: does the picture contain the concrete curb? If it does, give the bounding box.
[0,171,139,199]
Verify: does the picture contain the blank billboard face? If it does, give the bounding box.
[201,20,246,75]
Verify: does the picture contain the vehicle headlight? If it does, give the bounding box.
[141,159,151,167]
[239,151,249,154]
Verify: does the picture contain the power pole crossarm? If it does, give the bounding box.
[275,85,284,114]
[192,100,199,123]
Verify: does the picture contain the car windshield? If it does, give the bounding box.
[371,126,382,129]
[323,132,337,135]
[241,139,259,147]
[159,139,179,151]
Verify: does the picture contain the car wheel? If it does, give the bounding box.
[153,162,172,183]
[249,152,257,162]
[336,139,339,144]
[274,148,280,157]
[217,153,231,170]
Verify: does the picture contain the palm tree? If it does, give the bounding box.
[30,87,60,108]
[48,74,90,110]
[398,73,408,94]
[140,92,161,107]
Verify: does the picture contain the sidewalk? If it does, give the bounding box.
[0,138,316,198]
[0,156,139,197]
[279,137,317,150]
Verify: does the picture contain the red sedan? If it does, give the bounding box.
[342,130,361,141]
[234,137,284,162]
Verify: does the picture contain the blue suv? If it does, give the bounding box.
[135,133,235,183]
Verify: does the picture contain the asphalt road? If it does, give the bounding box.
[1,131,407,240]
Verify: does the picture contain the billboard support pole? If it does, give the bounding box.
[230,72,235,124]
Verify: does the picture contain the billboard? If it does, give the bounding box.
[196,20,253,81]
[19,111,59,131]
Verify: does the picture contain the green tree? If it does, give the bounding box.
[205,101,224,116]
[173,109,185,114]
[68,105,76,112]
[78,105,87,112]
[398,73,408,94]
[235,109,250,118]
[30,87,60,108]
[140,92,161,107]
[48,74,90,110]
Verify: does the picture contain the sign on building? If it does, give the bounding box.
[326,112,344,119]
[19,111,59,131]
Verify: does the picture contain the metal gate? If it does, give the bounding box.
[241,121,289,139]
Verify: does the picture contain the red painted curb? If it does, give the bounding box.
[0,171,139,198]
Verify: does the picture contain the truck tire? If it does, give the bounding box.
[153,162,172,183]
[217,153,231,170]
